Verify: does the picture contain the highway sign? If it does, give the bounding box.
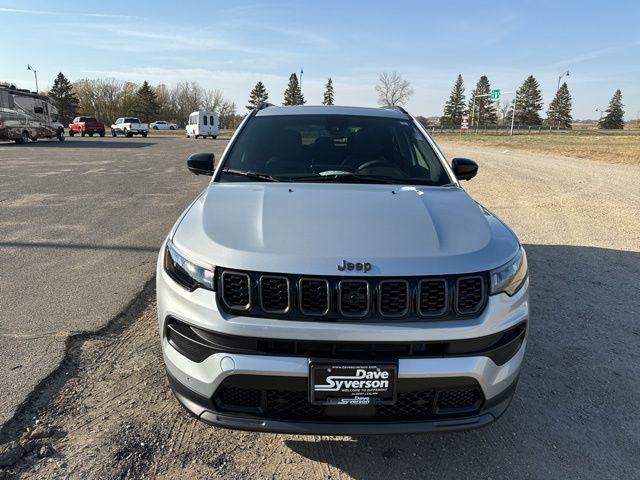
[491,89,501,100]
[460,114,469,130]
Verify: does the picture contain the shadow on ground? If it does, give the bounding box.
[285,244,640,479]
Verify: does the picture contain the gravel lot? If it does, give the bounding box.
[1,137,639,479]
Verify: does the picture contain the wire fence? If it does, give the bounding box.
[425,125,632,135]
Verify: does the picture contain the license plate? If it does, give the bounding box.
[309,363,397,406]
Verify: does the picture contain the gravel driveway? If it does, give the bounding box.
[2,139,639,479]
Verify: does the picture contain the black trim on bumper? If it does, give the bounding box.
[166,317,527,366]
[166,370,519,435]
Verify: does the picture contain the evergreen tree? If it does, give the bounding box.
[441,74,466,125]
[546,82,573,129]
[283,73,305,105]
[468,75,497,125]
[599,89,624,129]
[322,77,335,105]
[246,81,269,111]
[134,81,159,121]
[512,75,543,125]
[48,72,78,123]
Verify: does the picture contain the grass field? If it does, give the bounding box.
[146,128,235,137]
[434,131,640,165]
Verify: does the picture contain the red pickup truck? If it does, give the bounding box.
[69,116,105,137]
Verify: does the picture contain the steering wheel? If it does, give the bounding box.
[356,159,398,171]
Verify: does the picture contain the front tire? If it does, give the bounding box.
[141,132,148,138]
[81,130,86,137]
[111,129,117,137]
[170,126,175,130]
[15,130,29,144]
[99,131,105,137]
[69,130,75,137]
[57,129,65,141]
[153,126,159,130]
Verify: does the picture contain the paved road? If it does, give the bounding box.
[0,136,222,427]
[3,137,640,478]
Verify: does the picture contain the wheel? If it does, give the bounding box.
[99,131,105,137]
[153,126,159,130]
[124,128,132,138]
[81,130,86,137]
[57,129,65,141]
[88,132,94,137]
[111,129,117,137]
[170,126,175,130]
[141,132,148,138]
[212,135,217,139]
[69,130,75,137]
[15,130,29,144]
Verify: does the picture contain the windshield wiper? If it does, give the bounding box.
[221,168,283,182]
[288,173,398,184]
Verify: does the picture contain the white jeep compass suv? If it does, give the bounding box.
[157,104,529,434]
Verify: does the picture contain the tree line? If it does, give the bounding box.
[441,73,625,129]
[42,71,626,130]
[47,73,241,128]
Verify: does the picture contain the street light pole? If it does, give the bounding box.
[27,64,38,93]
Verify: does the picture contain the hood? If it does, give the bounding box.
[172,183,519,276]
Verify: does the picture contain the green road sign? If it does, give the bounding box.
[491,89,501,100]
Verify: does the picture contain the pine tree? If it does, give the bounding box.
[283,73,305,105]
[48,72,78,123]
[599,89,624,129]
[513,75,543,125]
[134,81,159,121]
[322,77,335,105]
[468,75,497,125]
[546,82,573,129]
[246,81,269,111]
[441,74,466,125]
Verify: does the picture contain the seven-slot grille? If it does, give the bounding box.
[217,269,487,321]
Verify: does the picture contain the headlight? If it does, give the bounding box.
[490,247,528,296]
[164,240,214,291]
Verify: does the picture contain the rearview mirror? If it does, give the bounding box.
[451,158,478,181]
[187,152,215,176]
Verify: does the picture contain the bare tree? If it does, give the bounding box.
[496,99,512,125]
[201,89,225,112]
[374,71,414,107]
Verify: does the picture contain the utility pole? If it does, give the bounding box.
[554,70,569,128]
[27,64,38,93]
[510,93,518,136]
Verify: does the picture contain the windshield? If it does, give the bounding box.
[218,115,451,185]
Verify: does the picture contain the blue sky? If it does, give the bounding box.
[2,0,638,119]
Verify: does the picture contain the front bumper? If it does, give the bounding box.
[157,247,529,434]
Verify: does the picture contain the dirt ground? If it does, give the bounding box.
[1,141,640,479]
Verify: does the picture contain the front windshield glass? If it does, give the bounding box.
[218,115,451,185]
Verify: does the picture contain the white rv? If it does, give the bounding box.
[0,84,65,143]
[186,111,219,139]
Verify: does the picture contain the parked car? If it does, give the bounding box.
[150,120,178,130]
[157,104,529,434]
[0,84,65,143]
[69,116,105,137]
[111,117,149,137]
[185,111,219,139]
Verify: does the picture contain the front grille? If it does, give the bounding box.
[338,280,370,316]
[455,276,485,314]
[217,268,487,321]
[220,272,251,310]
[260,276,290,313]
[418,279,448,316]
[212,377,484,422]
[379,280,409,317]
[299,279,329,315]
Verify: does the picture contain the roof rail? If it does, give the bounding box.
[381,105,409,115]
[249,102,274,117]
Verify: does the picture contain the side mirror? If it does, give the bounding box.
[452,158,478,181]
[187,152,215,176]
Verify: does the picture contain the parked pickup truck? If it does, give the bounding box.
[111,117,149,137]
[69,116,105,137]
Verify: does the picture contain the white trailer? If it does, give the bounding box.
[186,111,219,139]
